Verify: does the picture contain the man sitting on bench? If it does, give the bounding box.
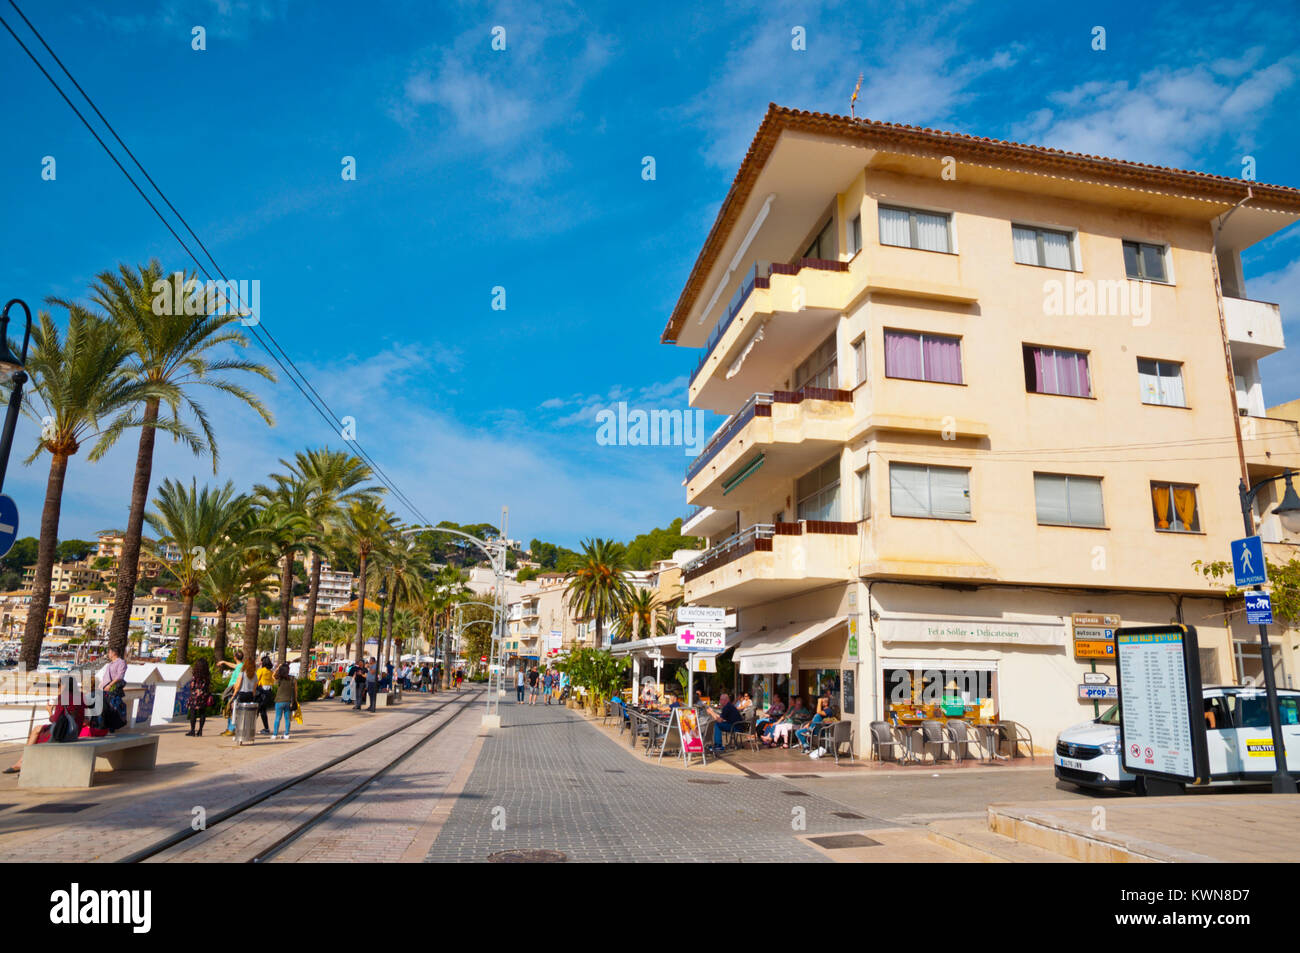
[4,676,87,775]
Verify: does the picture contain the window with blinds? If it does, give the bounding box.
[889,463,972,520]
[1151,482,1200,533]
[1012,224,1076,270]
[1034,473,1105,527]
[878,205,952,253]
[1137,358,1186,407]
[796,457,841,521]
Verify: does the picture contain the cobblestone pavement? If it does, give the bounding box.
[0,690,483,863]
[424,699,884,863]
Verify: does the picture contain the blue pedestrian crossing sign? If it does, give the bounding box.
[1245,593,1273,626]
[0,494,17,560]
[1231,536,1267,588]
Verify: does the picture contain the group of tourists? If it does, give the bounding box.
[3,646,132,774]
[192,651,301,741]
[517,664,566,705]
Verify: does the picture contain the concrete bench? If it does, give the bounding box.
[19,733,160,789]
[374,691,401,708]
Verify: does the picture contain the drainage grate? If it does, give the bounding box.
[488,849,567,863]
[784,774,820,779]
[831,811,866,820]
[20,802,97,814]
[810,833,880,850]
[604,769,625,774]
[686,778,727,785]
[780,790,803,795]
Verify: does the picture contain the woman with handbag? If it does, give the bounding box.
[186,658,213,736]
[255,655,275,735]
[4,676,86,773]
[96,647,129,728]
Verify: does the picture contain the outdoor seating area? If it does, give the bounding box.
[868,717,1035,765]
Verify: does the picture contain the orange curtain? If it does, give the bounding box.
[1152,485,1170,529]
[1173,488,1197,530]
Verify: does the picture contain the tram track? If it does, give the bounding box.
[119,688,486,864]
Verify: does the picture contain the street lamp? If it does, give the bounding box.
[1238,469,1300,794]
[0,299,34,494]
[376,579,388,668]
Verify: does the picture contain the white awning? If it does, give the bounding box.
[734,618,845,675]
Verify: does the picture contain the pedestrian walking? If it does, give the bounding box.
[527,666,539,704]
[353,660,367,711]
[515,667,526,703]
[255,655,275,735]
[218,649,245,735]
[186,658,212,737]
[366,657,379,712]
[272,662,297,740]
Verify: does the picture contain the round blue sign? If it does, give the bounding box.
[0,494,18,560]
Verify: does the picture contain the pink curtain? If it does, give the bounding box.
[923,335,962,384]
[1032,347,1090,397]
[884,331,923,380]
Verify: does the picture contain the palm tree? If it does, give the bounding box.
[254,477,312,666]
[144,478,247,664]
[16,307,171,669]
[616,587,659,643]
[227,505,277,666]
[654,584,684,638]
[336,499,393,663]
[565,538,633,649]
[367,532,425,669]
[201,544,243,663]
[76,260,275,659]
[282,448,375,671]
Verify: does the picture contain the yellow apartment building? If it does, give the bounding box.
[667,105,1300,755]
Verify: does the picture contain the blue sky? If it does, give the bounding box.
[2,0,1299,550]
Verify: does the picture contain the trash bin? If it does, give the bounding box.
[235,702,259,746]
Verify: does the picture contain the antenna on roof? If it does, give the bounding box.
[850,73,863,118]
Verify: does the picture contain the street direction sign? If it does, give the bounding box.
[1083,671,1111,685]
[0,494,18,560]
[1245,592,1274,626]
[1074,640,1117,659]
[677,606,727,623]
[1231,536,1267,587]
[675,625,726,653]
[1078,683,1118,701]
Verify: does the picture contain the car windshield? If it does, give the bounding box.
[1096,704,1120,726]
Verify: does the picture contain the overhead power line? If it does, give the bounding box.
[1,1,431,525]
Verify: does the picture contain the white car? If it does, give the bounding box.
[1055,685,1300,795]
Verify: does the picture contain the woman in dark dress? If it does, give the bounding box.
[187,658,212,736]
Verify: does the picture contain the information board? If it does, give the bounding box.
[1115,624,1209,785]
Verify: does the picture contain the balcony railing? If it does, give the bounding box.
[684,386,854,482]
[681,519,857,582]
[692,257,851,382]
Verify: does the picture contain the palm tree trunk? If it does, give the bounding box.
[177,589,196,665]
[384,589,396,669]
[277,549,293,666]
[243,594,259,663]
[301,553,322,672]
[354,552,368,664]
[18,453,70,670]
[107,398,159,658]
[215,606,228,662]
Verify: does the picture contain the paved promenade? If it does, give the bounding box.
[0,689,482,862]
[423,698,878,862]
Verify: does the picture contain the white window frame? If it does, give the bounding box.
[1011,222,1078,271]
[878,204,955,254]
[856,467,870,521]
[1151,481,1201,534]
[889,463,973,521]
[1033,473,1106,528]
[1122,239,1172,284]
[1137,358,1187,408]
[848,213,863,256]
[852,335,867,387]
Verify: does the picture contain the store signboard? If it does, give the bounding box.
[1115,624,1209,785]
[880,618,1065,646]
[846,615,860,663]
[1078,683,1118,701]
[677,606,727,624]
[675,625,726,653]
[690,654,716,673]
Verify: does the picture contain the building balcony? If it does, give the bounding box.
[682,505,738,542]
[1243,414,1300,470]
[681,521,859,608]
[685,388,855,508]
[690,259,851,411]
[1225,295,1285,360]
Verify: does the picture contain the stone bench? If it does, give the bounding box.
[374,691,401,708]
[19,733,160,789]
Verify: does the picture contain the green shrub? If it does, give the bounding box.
[330,678,344,696]
[297,678,324,703]
[469,673,489,683]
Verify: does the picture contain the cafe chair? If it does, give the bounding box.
[917,720,954,764]
[869,721,910,763]
[1000,720,1036,760]
[944,719,984,764]
[822,720,855,765]
[730,713,759,751]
